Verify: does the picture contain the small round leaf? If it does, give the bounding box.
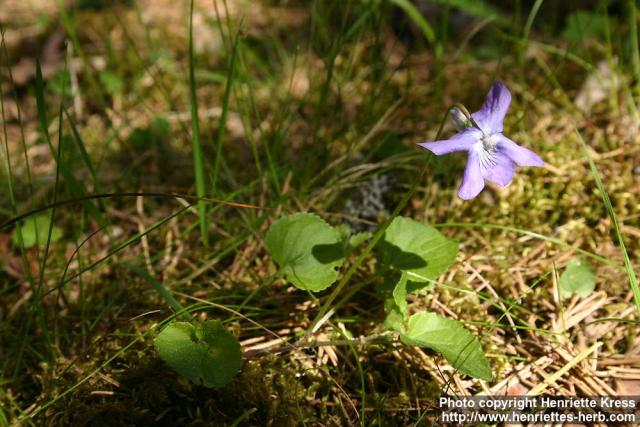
[559,258,596,298]
[154,320,241,388]
[265,213,344,292]
[12,215,63,248]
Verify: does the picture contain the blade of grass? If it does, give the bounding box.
[218,15,281,196]
[56,1,109,108]
[49,204,192,296]
[0,386,35,427]
[311,0,353,150]
[0,39,23,241]
[63,109,101,194]
[0,27,33,196]
[575,128,640,312]
[38,189,270,298]
[522,0,543,52]
[212,26,241,194]
[230,409,258,427]
[629,0,640,94]
[389,0,435,45]
[435,0,504,22]
[0,33,40,384]
[33,60,65,359]
[602,3,619,113]
[502,35,597,74]
[188,0,208,245]
[33,63,109,232]
[127,265,196,322]
[518,0,543,84]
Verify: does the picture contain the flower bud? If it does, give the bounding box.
[450,107,472,130]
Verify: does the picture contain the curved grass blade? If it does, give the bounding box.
[390,0,435,45]
[575,129,640,312]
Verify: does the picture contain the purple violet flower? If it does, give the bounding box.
[418,81,544,200]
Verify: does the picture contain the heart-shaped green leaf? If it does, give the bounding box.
[400,312,492,381]
[154,320,241,388]
[559,258,596,298]
[265,213,344,292]
[380,217,458,283]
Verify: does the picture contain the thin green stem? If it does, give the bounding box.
[188,0,208,245]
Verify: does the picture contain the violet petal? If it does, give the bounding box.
[417,128,481,155]
[497,135,544,167]
[481,151,516,187]
[458,150,485,200]
[471,81,511,135]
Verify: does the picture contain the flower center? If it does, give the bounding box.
[481,133,499,153]
[476,133,500,171]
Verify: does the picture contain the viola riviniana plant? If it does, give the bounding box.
[418,81,544,200]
